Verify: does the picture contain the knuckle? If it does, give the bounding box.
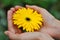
[10,7,14,10]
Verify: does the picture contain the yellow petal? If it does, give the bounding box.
[13,8,43,32]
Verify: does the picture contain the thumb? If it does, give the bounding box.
[5,31,19,40]
[26,5,55,22]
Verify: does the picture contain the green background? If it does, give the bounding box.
[0,0,60,40]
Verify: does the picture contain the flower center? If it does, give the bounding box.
[26,17,30,21]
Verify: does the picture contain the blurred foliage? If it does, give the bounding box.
[0,0,60,40]
[0,25,9,40]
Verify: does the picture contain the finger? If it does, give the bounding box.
[7,10,15,33]
[10,7,15,12]
[26,5,55,22]
[15,5,23,10]
[26,5,42,13]
[26,5,53,17]
[5,31,19,40]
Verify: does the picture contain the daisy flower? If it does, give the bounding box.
[13,8,43,32]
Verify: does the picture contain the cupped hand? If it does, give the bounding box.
[26,5,60,39]
[7,6,23,34]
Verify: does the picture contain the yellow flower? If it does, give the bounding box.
[13,8,43,32]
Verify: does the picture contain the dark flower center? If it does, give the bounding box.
[26,17,30,21]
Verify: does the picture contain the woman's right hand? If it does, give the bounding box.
[26,5,60,39]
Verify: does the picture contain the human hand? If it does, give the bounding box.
[5,31,54,40]
[7,6,23,34]
[26,5,60,39]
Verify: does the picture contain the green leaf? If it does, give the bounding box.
[24,0,57,9]
[50,0,60,20]
[0,9,6,18]
[0,9,7,28]
[50,9,60,20]
[0,32,9,40]
[2,0,24,7]
[12,0,23,6]
[2,0,12,7]
[0,26,9,40]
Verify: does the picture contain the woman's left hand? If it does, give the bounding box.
[5,31,54,40]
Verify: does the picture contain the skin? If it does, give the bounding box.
[5,5,60,40]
